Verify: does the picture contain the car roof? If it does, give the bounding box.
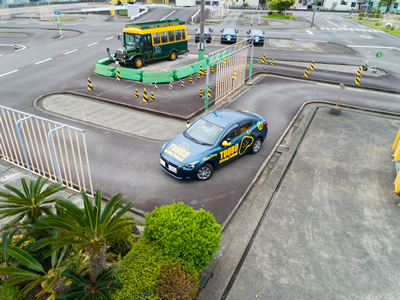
[223,28,235,33]
[250,29,263,34]
[202,109,257,128]
[196,28,212,32]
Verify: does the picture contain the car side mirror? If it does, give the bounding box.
[235,29,238,33]
[246,31,250,34]
[222,141,231,147]
[220,29,223,33]
[118,35,121,40]
[263,31,265,34]
[211,29,213,32]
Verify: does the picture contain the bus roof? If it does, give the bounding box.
[125,19,185,30]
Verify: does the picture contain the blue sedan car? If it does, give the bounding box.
[160,109,268,180]
[220,28,238,44]
[247,29,265,45]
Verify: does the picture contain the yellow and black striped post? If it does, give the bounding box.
[199,65,204,76]
[357,66,362,77]
[261,54,265,64]
[304,66,309,78]
[229,72,231,80]
[211,65,214,73]
[215,81,219,88]
[271,58,274,66]
[198,88,203,97]
[142,88,148,103]
[245,63,248,70]
[181,79,185,88]
[135,88,139,98]
[204,67,207,76]
[233,69,237,80]
[116,68,121,81]
[354,74,360,85]
[310,60,315,71]
[222,76,226,83]
[239,67,243,73]
[87,77,93,91]
[197,72,201,80]
[189,75,193,83]
[150,92,155,102]
[228,57,230,64]
[208,86,212,97]
[258,57,262,64]
[222,59,226,67]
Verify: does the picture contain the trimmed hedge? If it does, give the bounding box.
[117,67,143,81]
[0,285,22,300]
[173,65,194,80]
[94,63,115,77]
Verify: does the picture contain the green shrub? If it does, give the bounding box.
[268,11,273,15]
[113,238,198,300]
[144,201,221,272]
[243,2,249,7]
[0,285,22,300]
[107,224,137,256]
[358,12,364,17]
[375,21,380,26]
[358,17,363,20]
[390,25,395,30]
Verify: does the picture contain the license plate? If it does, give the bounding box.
[168,165,177,173]
[227,37,231,40]
[255,38,259,41]
[160,158,166,167]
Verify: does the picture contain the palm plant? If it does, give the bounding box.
[0,177,66,229]
[31,189,135,285]
[57,265,122,300]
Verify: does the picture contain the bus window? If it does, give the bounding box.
[175,29,182,41]
[168,30,175,42]
[124,33,141,46]
[153,33,160,45]
[161,32,168,43]
[181,29,186,40]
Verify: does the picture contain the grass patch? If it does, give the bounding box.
[59,16,80,21]
[362,22,400,37]
[262,13,295,21]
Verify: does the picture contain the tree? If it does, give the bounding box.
[243,2,249,7]
[268,0,295,13]
[31,190,135,285]
[379,0,395,12]
[0,177,65,229]
[331,1,338,9]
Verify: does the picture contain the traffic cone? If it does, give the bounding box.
[211,65,214,73]
[204,68,207,76]
[181,79,185,88]
[189,75,193,83]
[150,92,155,102]
[198,88,203,97]
[356,66,362,77]
[142,88,148,103]
[14,41,18,50]
[197,72,201,80]
[264,62,268,70]
[262,53,266,63]
[153,81,158,89]
[271,58,274,66]
[116,69,121,81]
[303,66,309,78]
[87,77,93,91]
[135,88,139,98]
[354,74,360,85]
[208,86,212,97]
[169,82,173,90]
[199,65,204,76]
[310,60,315,71]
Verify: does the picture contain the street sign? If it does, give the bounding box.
[54,11,60,15]
[376,52,382,58]
[339,83,346,90]
[57,23,62,28]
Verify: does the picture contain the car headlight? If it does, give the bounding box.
[184,160,199,169]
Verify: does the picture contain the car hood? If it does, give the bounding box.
[161,133,212,165]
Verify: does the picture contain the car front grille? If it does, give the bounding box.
[116,49,124,60]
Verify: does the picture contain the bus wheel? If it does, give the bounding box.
[169,50,177,61]
[133,57,143,69]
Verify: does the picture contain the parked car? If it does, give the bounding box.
[220,28,238,44]
[160,109,268,180]
[246,29,265,46]
[195,27,213,43]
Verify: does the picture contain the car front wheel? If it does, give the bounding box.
[250,138,262,154]
[197,163,213,180]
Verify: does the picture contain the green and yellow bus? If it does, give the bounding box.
[110,19,188,69]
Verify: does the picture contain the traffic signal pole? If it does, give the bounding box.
[199,0,205,61]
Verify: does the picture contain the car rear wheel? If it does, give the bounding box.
[169,50,177,61]
[250,138,262,154]
[197,163,213,180]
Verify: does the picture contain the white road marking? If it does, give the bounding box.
[105,37,114,40]
[65,49,78,54]
[0,70,18,77]
[87,42,98,47]
[347,45,400,51]
[321,28,325,30]
[332,28,336,30]
[306,30,314,35]
[0,54,3,57]
[160,10,176,21]
[35,58,52,65]
[89,24,101,27]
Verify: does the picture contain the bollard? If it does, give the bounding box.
[228,57,230,64]
[181,79,185,88]
[245,63,248,70]
[356,66,362,77]
[189,75,193,83]
[204,68,207,76]
[354,75,360,85]
[14,41,18,50]
[229,72,231,80]
[142,88,148,103]
[208,86,212,97]
[116,69,121,81]
[211,65,214,73]
[199,65,204,76]
[186,120,190,128]
[215,81,219,88]
[233,69,237,80]
[198,88,203,97]
[258,57,262,64]
[169,82,173,90]
[271,58,274,66]
[252,63,256,69]
[239,67,243,73]
[150,92,155,102]
[264,62,268,70]
[310,60,315,71]
[135,88,139,98]
[153,81,158,89]
[222,76,226,83]
[87,77,93,91]
[197,72,201,80]
[304,66,309,78]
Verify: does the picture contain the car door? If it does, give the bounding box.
[143,34,153,62]
[216,124,241,167]
[237,119,255,156]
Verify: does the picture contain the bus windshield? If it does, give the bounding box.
[124,33,141,47]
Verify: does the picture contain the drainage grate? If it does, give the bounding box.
[199,274,211,289]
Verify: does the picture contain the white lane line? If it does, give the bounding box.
[34,58,52,65]
[327,19,345,29]
[65,49,78,54]
[332,28,336,30]
[87,42,98,47]
[160,10,176,21]
[321,28,325,30]
[0,54,3,57]
[306,30,314,35]
[89,24,101,27]
[0,70,18,77]
[347,45,400,51]
[105,37,114,40]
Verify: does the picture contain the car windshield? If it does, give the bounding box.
[124,33,141,47]
[224,28,235,34]
[251,30,263,35]
[184,119,224,146]
[196,28,211,33]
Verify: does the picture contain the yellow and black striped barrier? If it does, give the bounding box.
[198,88,203,97]
[310,60,315,71]
[135,88,139,98]
[197,72,201,80]
[215,81,219,88]
[150,92,155,102]
[116,68,121,81]
[245,63,248,70]
[392,130,400,193]
[222,76,226,83]
[211,65,214,73]
[204,68,207,76]
[142,88,148,103]
[189,75,193,83]
[208,86,212,98]
[199,65,204,76]
[271,58,274,66]
[233,69,237,80]
[356,66,362,77]
[87,77,93,91]
[303,66,309,78]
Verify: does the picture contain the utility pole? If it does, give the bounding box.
[199,0,205,61]
[311,6,316,29]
